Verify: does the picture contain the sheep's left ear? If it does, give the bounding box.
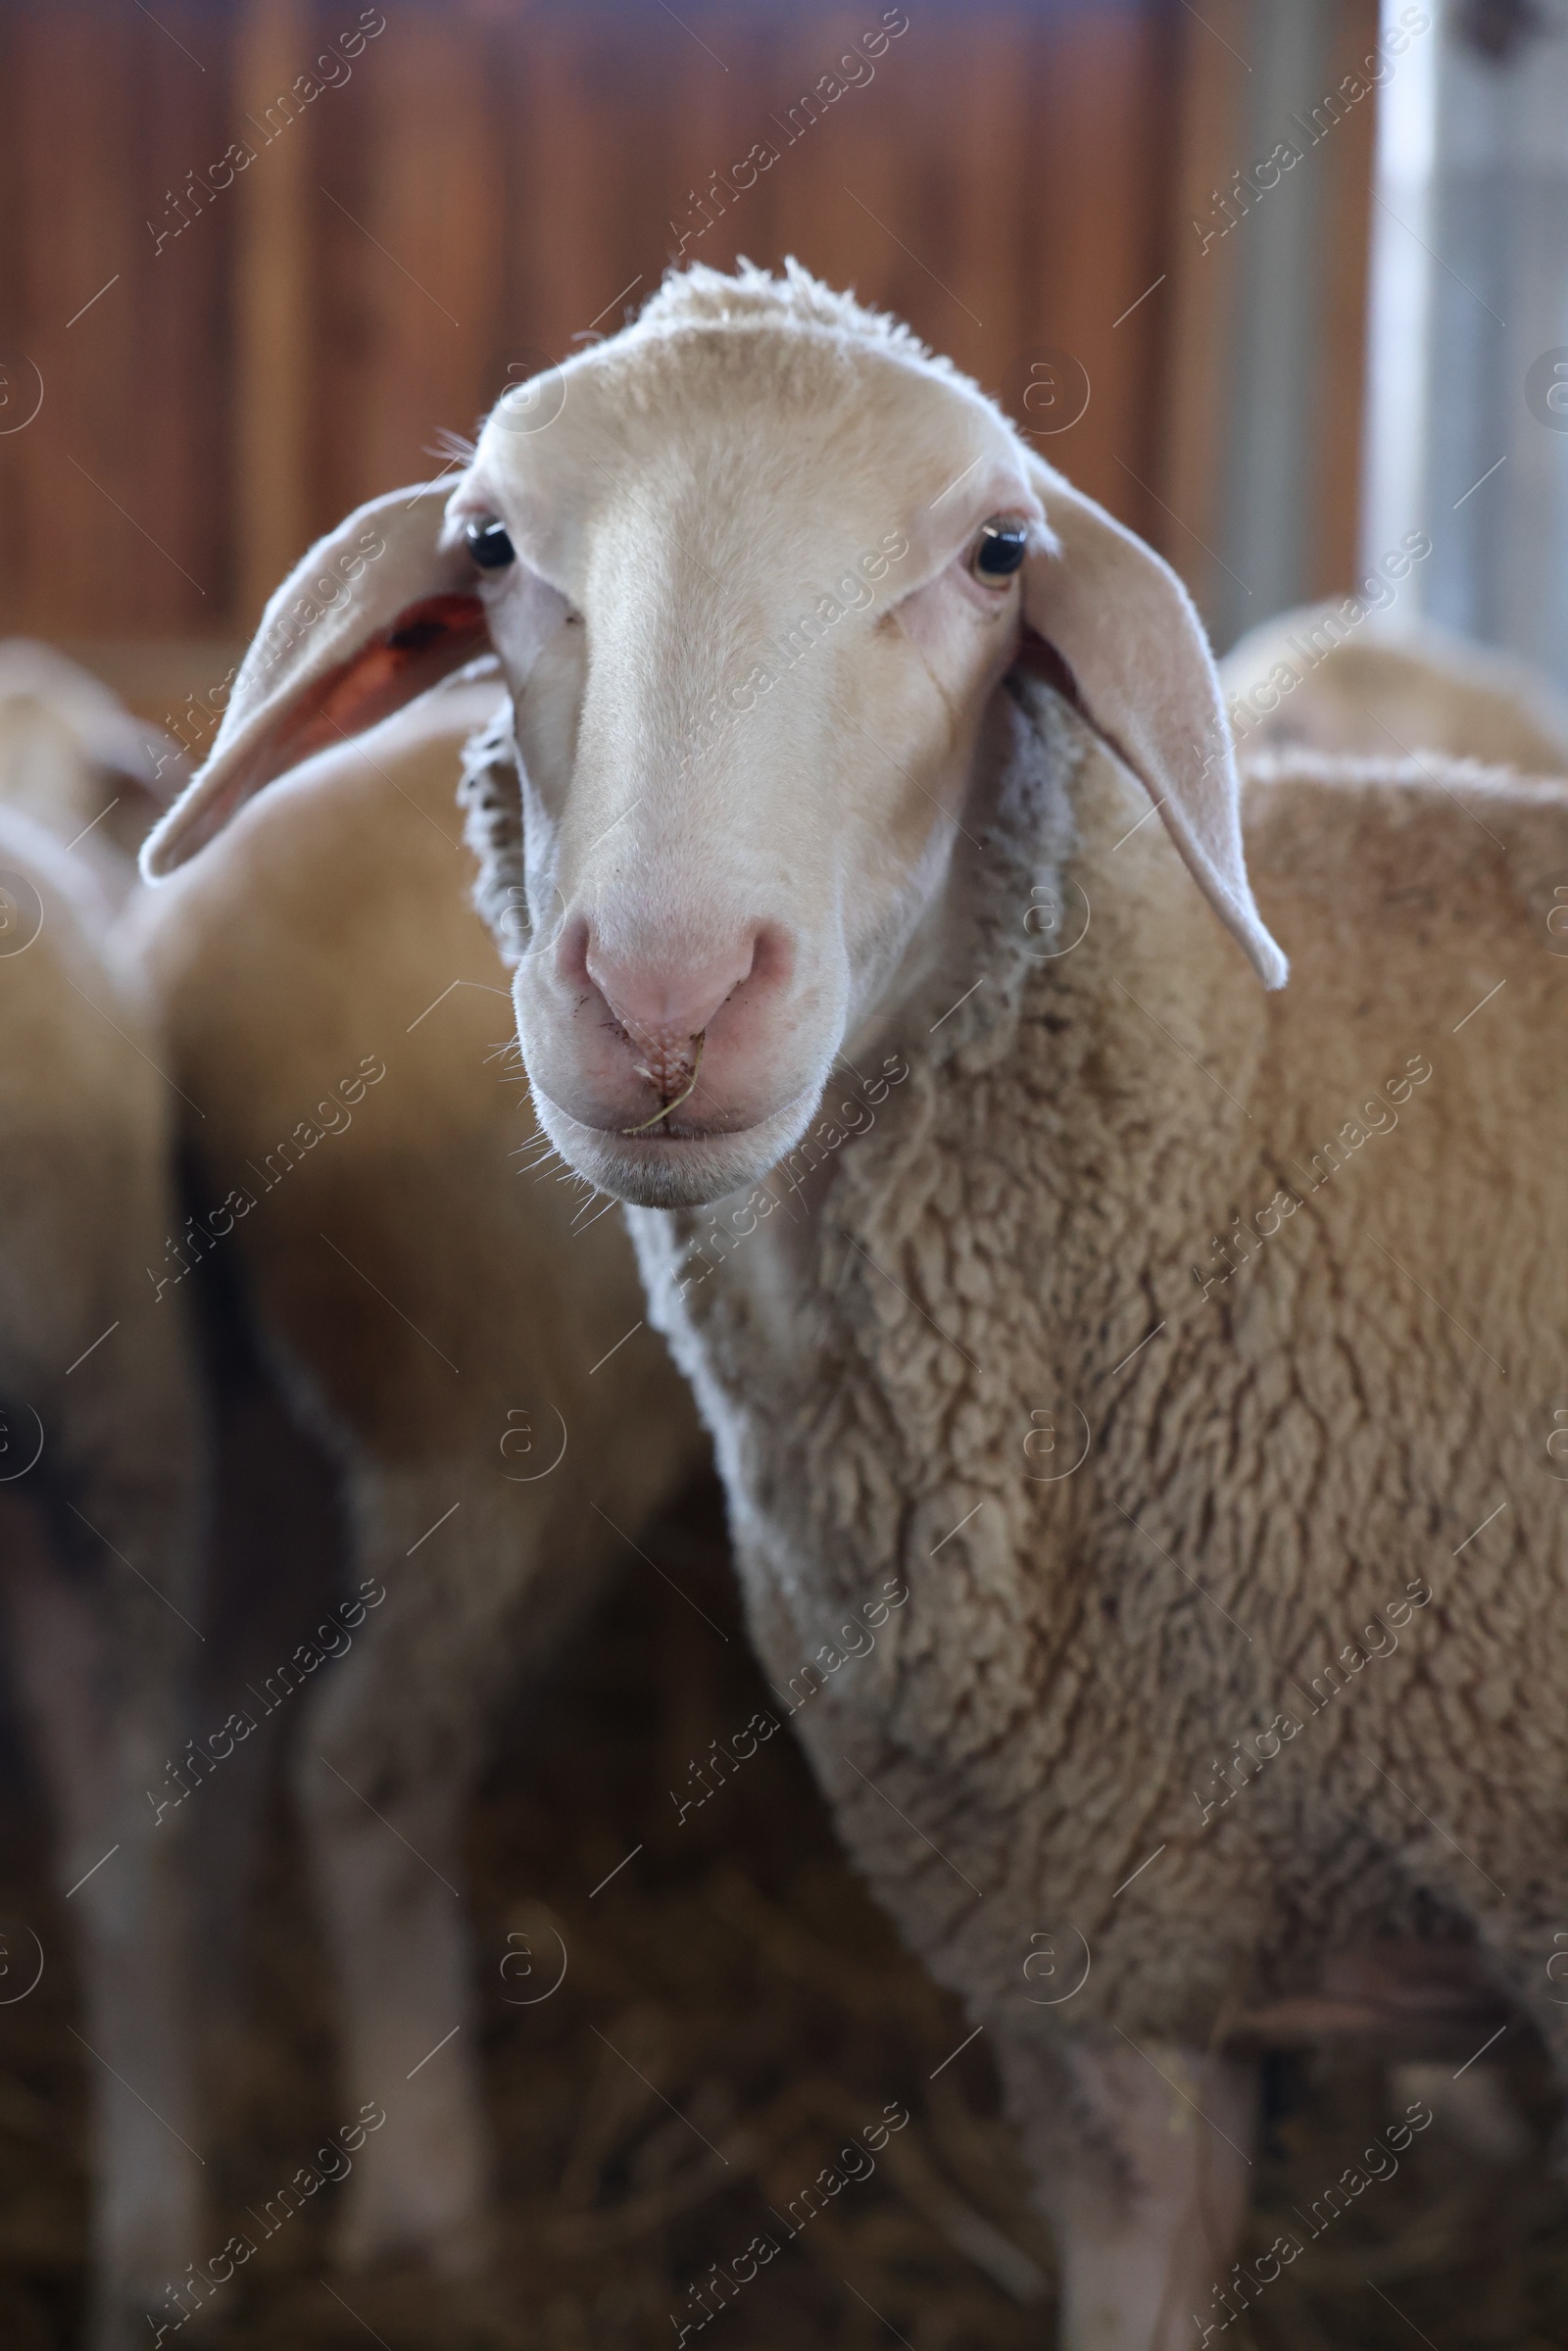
[140,481,486,878]
[1019,455,1287,989]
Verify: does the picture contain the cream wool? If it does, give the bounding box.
[1222,597,1568,774]
[632,687,1565,2033]
[626,708,1567,2346]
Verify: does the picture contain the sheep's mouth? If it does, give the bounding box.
[617,1116,718,1144]
[530,1084,821,1209]
[534,1072,817,1149]
[565,1104,785,1146]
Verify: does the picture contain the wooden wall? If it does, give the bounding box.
[0,0,1377,661]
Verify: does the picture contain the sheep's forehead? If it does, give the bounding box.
[472,327,1023,594]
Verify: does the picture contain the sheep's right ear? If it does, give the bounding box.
[140,482,487,878]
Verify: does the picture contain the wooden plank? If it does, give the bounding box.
[15,6,188,633]
[871,5,1032,390]
[313,0,380,540]
[233,0,315,620]
[648,1,778,288]
[1155,0,1252,617]
[1014,1,1172,537]
[0,4,27,633]
[1309,0,1380,598]
[136,0,236,631]
[0,0,1322,649]
[345,10,504,505]
[763,7,926,334]
[505,10,641,386]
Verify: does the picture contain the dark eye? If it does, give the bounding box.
[972,517,1029,584]
[466,517,515,570]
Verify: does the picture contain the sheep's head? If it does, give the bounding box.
[143,263,1284,1209]
[0,640,184,879]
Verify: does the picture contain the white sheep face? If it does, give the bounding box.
[448,328,1039,1207]
[140,270,1282,1196]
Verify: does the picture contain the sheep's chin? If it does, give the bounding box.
[529,1087,822,1209]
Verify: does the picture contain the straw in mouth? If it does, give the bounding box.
[622,1032,705,1134]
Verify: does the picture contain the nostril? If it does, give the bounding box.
[747,920,794,997]
[555,913,594,999]
[580,926,771,1039]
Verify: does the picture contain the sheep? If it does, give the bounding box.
[140,261,1568,2349]
[0,637,183,904]
[0,648,204,2348]
[125,660,704,2282]
[1222,596,1568,773]
[1231,584,1568,2185]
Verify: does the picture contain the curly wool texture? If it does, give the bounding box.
[459,694,529,965]
[600,689,1568,2085]
[458,607,1568,2083]
[632,254,956,372]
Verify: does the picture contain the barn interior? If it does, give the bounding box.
[1,2,1567,2345]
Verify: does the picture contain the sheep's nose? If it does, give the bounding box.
[563,916,791,1074]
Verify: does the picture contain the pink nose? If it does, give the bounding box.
[584,929,758,1041]
[564,916,791,1093]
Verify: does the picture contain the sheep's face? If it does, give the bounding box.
[140,273,1281,1211]
[452,330,1040,1208]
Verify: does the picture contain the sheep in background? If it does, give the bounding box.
[1224,588,1567,2238]
[0,638,184,904]
[1231,581,1568,2184]
[125,657,704,2279]
[0,648,203,2349]
[141,264,1568,2350]
[1222,595,1568,774]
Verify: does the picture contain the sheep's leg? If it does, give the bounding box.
[0,1486,205,2351]
[294,1480,579,2276]
[294,1560,490,2271]
[1004,2031,1257,2351]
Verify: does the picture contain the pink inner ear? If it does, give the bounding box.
[1012,624,1087,716]
[148,592,493,875]
[1013,622,1169,817]
[262,592,491,779]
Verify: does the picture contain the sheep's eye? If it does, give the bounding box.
[466,517,515,570]
[972,517,1029,584]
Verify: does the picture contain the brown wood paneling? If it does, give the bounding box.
[0,5,36,629]
[505,12,667,372]
[1012,3,1173,537]
[883,7,1033,392]
[0,0,1378,641]
[345,13,504,502]
[644,1,766,297]
[4,2,233,636]
[1310,0,1381,599]
[1155,0,1251,611]
[136,0,236,624]
[764,13,916,334]
[19,9,164,630]
[234,0,314,620]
